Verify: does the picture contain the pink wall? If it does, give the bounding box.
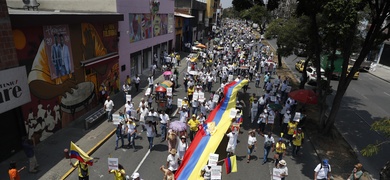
[117,0,175,83]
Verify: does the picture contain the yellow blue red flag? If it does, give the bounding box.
[70,141,93,166]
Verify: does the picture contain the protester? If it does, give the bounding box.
[262,131,275,165]
[8,161,25,180]
[70,161,90,180]
[277,160,288,180]
[108,164,126,180]
[21,137,39,173]
[347,163,363,180]
[166,148,180,174]
[247,130,257,163]
[314,159,331,180]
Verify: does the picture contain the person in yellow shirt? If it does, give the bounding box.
[187,85,195,102]
[187,114,200,142]
[181,97,189,110]
[273,138,287,167]
[70,161,89,180]
[108,164,126,180]
[287,119,298,146]
[292,128,304,156]
[249,93,256,109]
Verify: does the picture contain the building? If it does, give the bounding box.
[3,0,123,161]
[174,12,194,52]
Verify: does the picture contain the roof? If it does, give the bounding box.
[174,12,194,18]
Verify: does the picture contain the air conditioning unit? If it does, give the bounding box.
[22,0,40,10]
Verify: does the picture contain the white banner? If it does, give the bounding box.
[198,92,205,102]
[177,98,182,108]
[108,158,119,170]
[126,95,132,102]
[208,153,219,166]
[213,95,219,103]
[210,165,222,180]
[167,88,172,96]
[272,168,283,180]
[0,66,31,114]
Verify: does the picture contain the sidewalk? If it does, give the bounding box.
[368,63,390,83]
[0,51,190,180]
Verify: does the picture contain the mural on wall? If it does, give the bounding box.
[142,14,153,40]
[129,14,142,42]
[168,13,174,34]
[43,25,74,79]
[160,14,168,35]
[13,22,119,144]
[153,14,161,37]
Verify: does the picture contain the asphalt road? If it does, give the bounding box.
[268,39,390,179]
[67,49,319,179]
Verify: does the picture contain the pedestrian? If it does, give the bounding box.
[148,75,154,92]
[145,121,155,150]
[126,118,137,151]
[134,75,140,92]
[247,130,257,163]
[187,114,200,142]
[273,138,287,167]
[347,163,363,180]
[148,107,159,136]
[115,123,125,150]
[166,148,180,174]
[177,136,188,161]
[160,165,175,180]
[187,84,195,102]
[108,164,127,180]
[138,105,149,132]
[8,161,25,180]
[131,172,143,180]
[179,107,189,123]
[314,159,331,180]
[292,128,304,156]
[201,165,212,180]
[21,137,39,173]
[104,96,114,122]
[70,161,90,180]
[262,131,275,165]
[160,110,170,142]
[287,118,298,146]
[276,160,288,180]
[167,129,177,152]
[257,109,268,135]
[281,110,291,137]
[226,128,238,156]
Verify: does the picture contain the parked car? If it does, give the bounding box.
[306,66,326,84]
[295,59,312,72]
[347,65,359,80]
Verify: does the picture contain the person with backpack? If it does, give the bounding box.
[261,131,275,165]
[314,159,331,180]
[347,163,363,180]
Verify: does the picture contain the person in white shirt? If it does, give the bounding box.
[134,75,141,92]
[314,159,331,180]
[191,99,199,115]
[147,108,159,135]
[125,101,133,118]
[226,128,238,156]
[179,107,189,123]
[139,98,148,109]
[145,120,155,150]
[123,82,131,95]
[262,131,275,165]
[251,98,258,123]
[126,118,137,151]
[277,160,289,180]
[166,149,180,174]
[104,96,114,122]
[247,130,257,163]
[177,136,188,160]
[139,105,149,131]
[148,75,154,91]
[159,111,170,142]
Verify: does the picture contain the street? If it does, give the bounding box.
[268,39,390,178]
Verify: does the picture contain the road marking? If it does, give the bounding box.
[172,108,179,117]
[132,149,151,175]
[384,92,390,97]
[351,87,368,99]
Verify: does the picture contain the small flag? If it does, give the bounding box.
[224,155,237,174]
[70,141,94,166]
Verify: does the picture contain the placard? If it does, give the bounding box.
[230,108,237,118]
[177,98,182,108]
[272,168,283,180]
[126,94,132,102]
[210,165,222,180]
[145,87,151,96]
[108,158,119,170]
[293,112,301,122]
[208,153,219,166]
[112,114,121,125]
[198,92,205,102]
[285,86,292,93]
[228,75,233,82]
[167,88,173,96]
[213,95,220,103]
[193,92,199,101]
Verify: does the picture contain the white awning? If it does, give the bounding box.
[174,12,194,18]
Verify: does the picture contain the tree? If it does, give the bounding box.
[361,118,390,156]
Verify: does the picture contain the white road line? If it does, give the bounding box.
[384,92,390,97]
[351,87,368,99]
[172,108,179,117]
[132,149,150,175]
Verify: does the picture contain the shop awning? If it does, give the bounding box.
[80,52,119,67]
[174,12,194,18]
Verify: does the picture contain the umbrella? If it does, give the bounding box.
[160,80,173,88]
[196,43,206,49]
[268,103,283,110]
[288,89,318,104]
[155,86,167,92]
[163,71,172,76]
[169,120,187,131]
[188,71,199,75]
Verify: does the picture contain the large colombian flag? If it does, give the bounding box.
[69,141,94,166]
[175,79,248,179]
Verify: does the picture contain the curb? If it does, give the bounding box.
[61,128,116,179]
[368,70,390,83]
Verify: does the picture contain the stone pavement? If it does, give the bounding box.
[0,51,189,180]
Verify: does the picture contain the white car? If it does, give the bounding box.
[306,66,326,84]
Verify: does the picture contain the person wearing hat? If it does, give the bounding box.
[131,172,142,180]
[108,163,126,180]
[314,159,331,180]
[292,128,304,156]
[160,165,174,180]
[274,138,287,167]
[181,96,189,110]
[287,117,298,146]
[177,136,188,161]
[277,160,288,180]
[347,163,363,180]
[187,114,200,142]
[166,148,180,174]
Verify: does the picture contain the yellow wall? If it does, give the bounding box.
[206,0,215,18]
